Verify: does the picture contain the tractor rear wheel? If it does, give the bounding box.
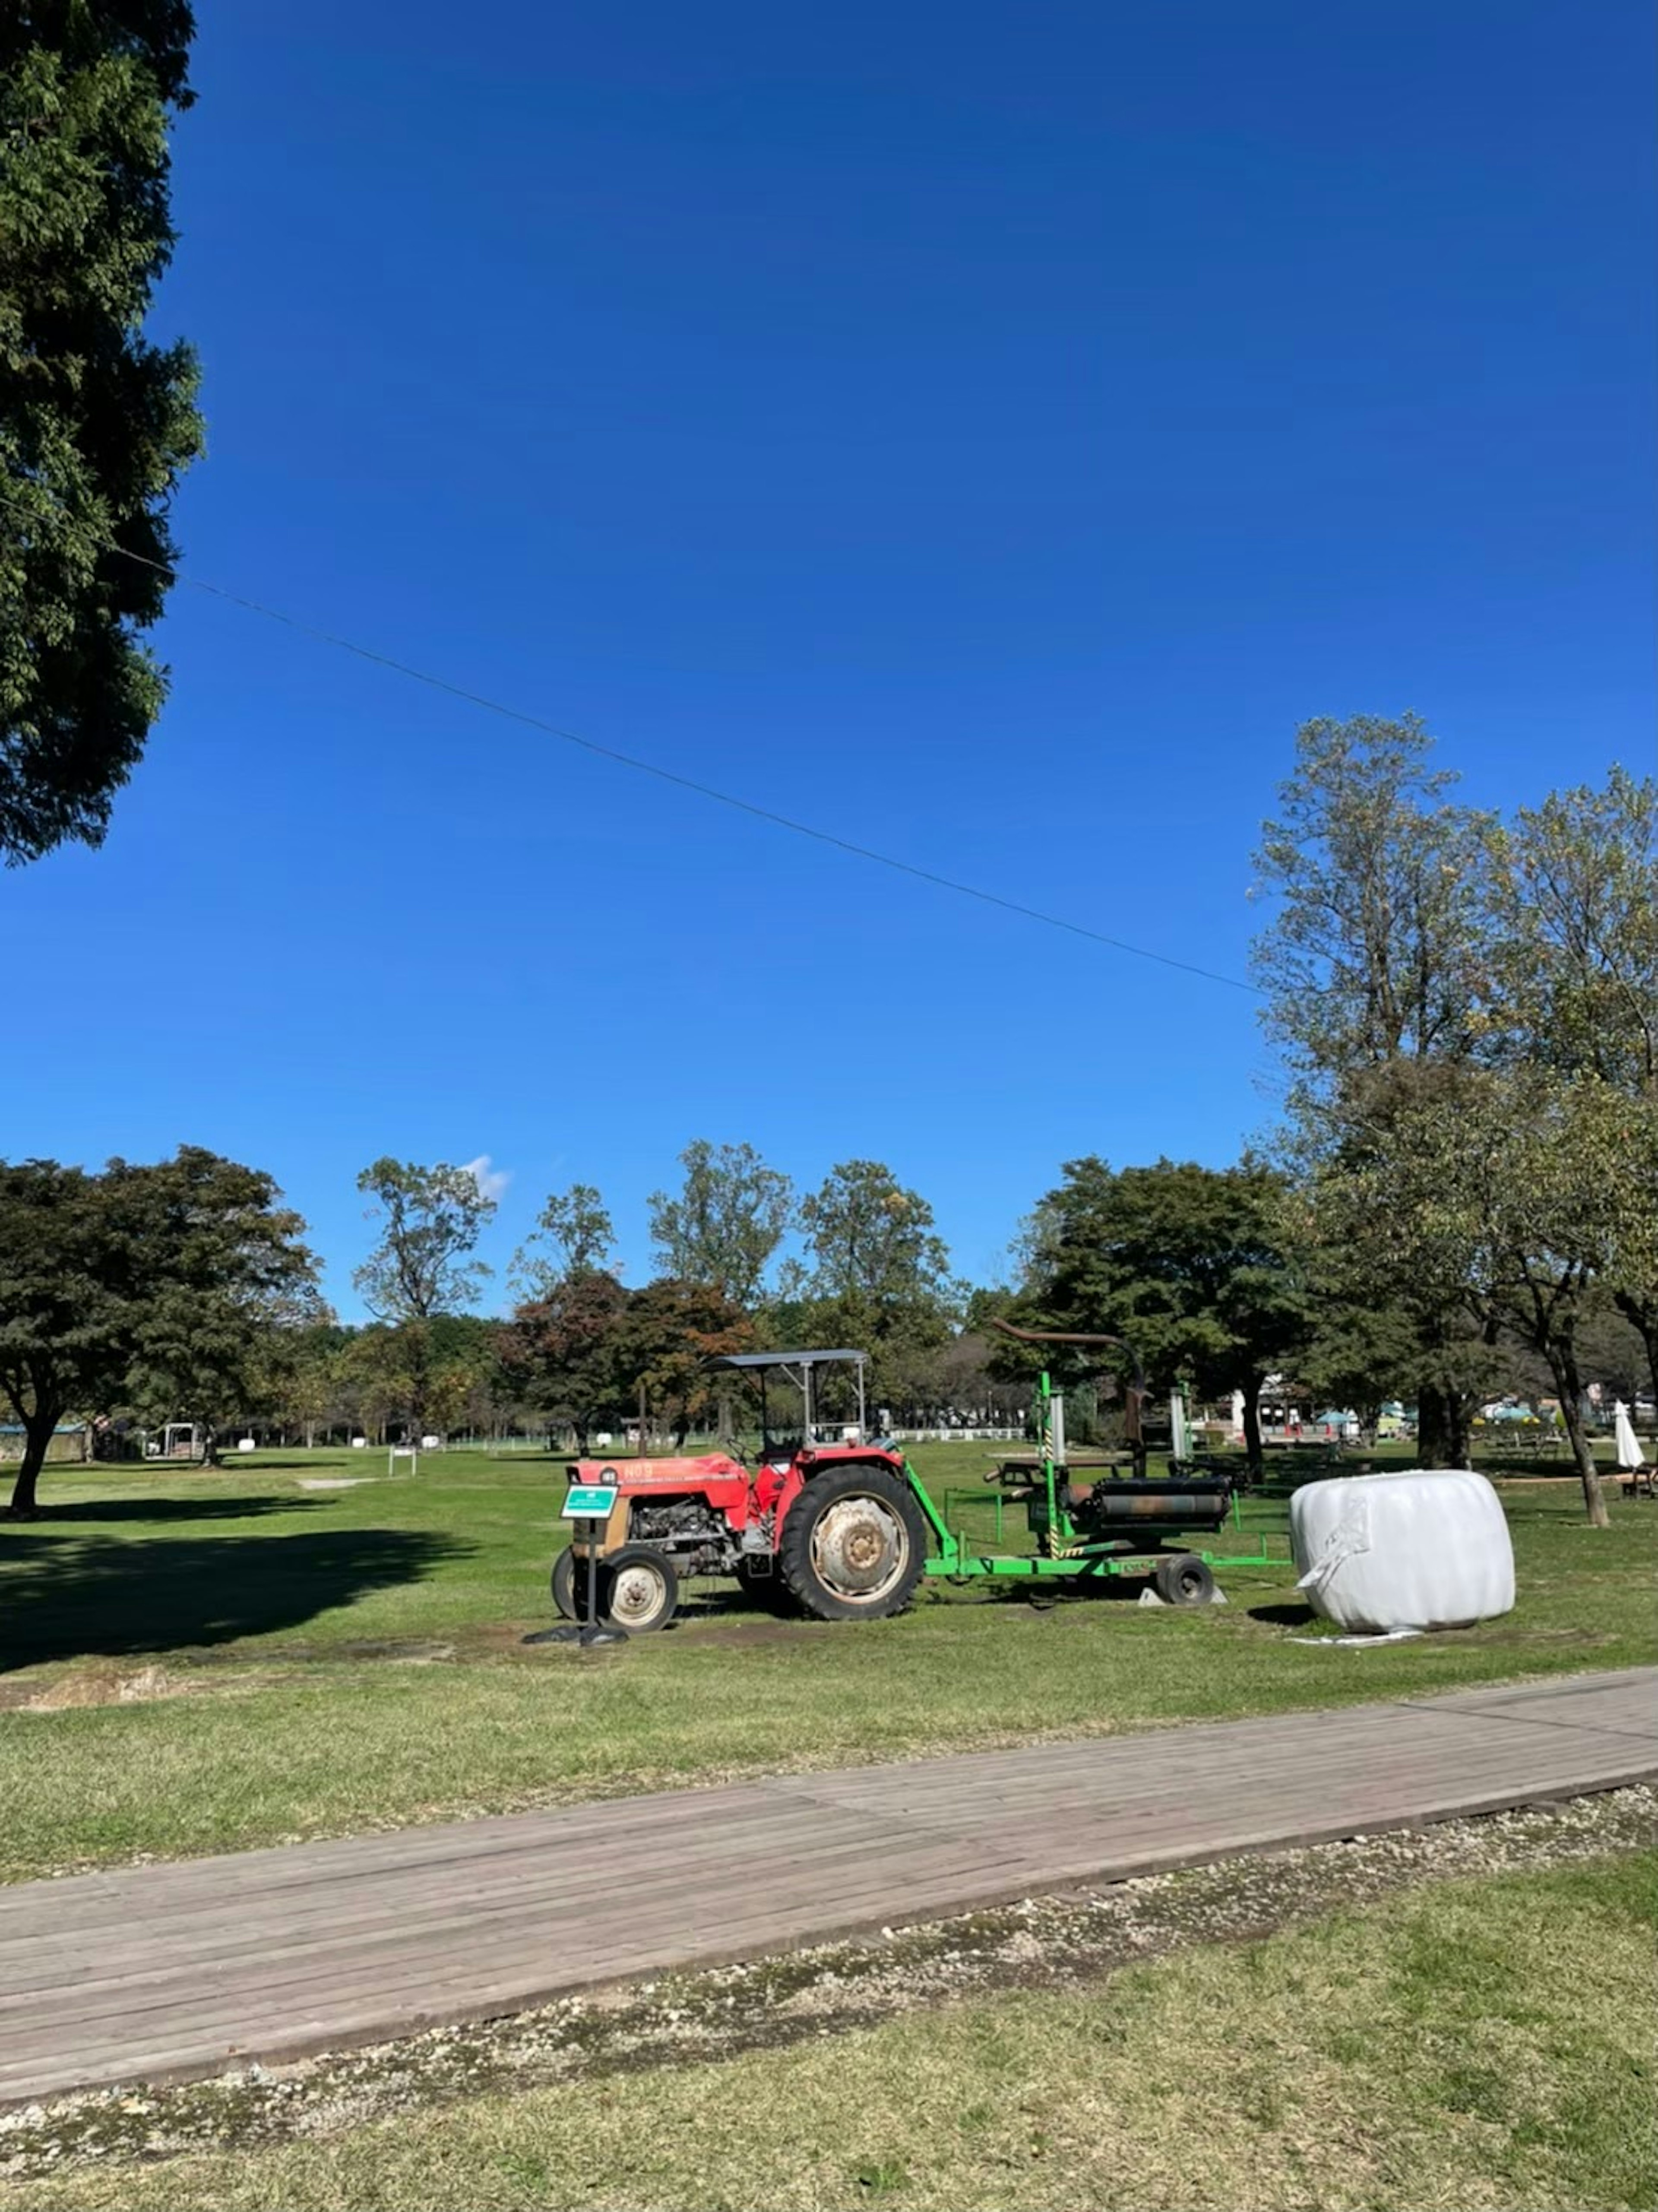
[1152,1552,1215,1607]
[778,1465,926,1622]
[597,1545,680,1632]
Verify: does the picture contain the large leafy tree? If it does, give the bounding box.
[1251,714,1499,1102]
[0,2,204,862]
[352,1159,495,1321]
[502,1272,629,1451]
[1493,767,1658,1402]
[1316,1070,1655,1525]
[0,1161,119,1512]
[647,1140,792,1306]
[1018,1157,1310,1469]
[614,1278,752,1448]
[510,1182,616,1301]
[1493,765,1658,1098]
[791,1160,962,1403]
[0,1147,316,1513]
[1252,715,1509,1461]
[120,1150,320,1464]
[352,1158,498,1442]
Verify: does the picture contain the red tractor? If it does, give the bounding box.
[549,1333,1251,1633]
[551,1349,926,1632]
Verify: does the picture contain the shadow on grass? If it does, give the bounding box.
[12,1494,323,1527]
[1249,1601,1318,1627]
[0,1528,470,1671]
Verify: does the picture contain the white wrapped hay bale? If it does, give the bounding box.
[1291,1470,1515,1633]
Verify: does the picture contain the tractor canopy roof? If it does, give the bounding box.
[708,1348,867,1371]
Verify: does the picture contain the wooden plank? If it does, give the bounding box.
[2,1668,1653,2109]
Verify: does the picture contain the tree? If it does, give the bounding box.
[1316,1070,1656,1525]
[502,1272,629,1451]
[1251,714,1499,1105]
[0,1147,316,1512]
[1300,1083,1510,1467]
[797,1160,956,1309]
[421,1312,506,1441]
[790,1160,962,1406]
[114,1149,319,1465]
[264,1320,347,1447]
[1017,1157,1310,1470]
[647,1141,792,1306]
[510,1182,615,1300]
[336,1325,414,1446]
[0,3,204,864]
[0,1161,119,1512]
[1493,764,1658,1098]
[1493,767,1658,1403]
[614,1279,753,1447]
[352,1159,496,1321]
[1251,716,1515,1461]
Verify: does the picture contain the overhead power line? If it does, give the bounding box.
[1,483,1266,996]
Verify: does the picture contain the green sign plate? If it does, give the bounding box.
[563,1483,619,1519]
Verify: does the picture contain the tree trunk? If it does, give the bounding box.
[6,1404,61,1518]
[1444,1391,1473,1470]
[1417,1382,1448,1464]
[1240,1382,1264,1479]
[201,1423,221,1467]
[1545,1344,1607,1527]
[1614,1289,1658,1413]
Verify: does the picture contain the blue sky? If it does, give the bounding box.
[9,0,1654,1315]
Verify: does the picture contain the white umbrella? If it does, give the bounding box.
[1614,1401,1647,1470]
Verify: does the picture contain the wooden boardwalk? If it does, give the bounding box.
[4,1668,1655,2107]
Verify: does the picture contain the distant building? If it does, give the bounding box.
[0,1423,89,1464]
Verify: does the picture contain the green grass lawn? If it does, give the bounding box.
[0,1444,1652,1883]
[5,1851,1652,2211]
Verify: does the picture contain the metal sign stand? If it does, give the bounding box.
[524,1480,630,1648]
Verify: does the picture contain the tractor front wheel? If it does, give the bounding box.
[597,1544,680,1632]
[551,1546,585,1622]
[779,1465,926,1622]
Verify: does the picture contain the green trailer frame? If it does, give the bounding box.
[904,1334,1278,1588]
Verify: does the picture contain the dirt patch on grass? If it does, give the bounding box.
[0,1664,209,1714]
[3,1785,1650,2185]
[166,1639,459,1669]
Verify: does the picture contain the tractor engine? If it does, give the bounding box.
[623,1494,744,1577]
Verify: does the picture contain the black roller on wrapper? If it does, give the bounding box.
[1076,1481,1233,1533]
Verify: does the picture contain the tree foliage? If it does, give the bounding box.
[1252,714,1498,1106]
[789,1160,961,1404]
[501,1272,628,1450]
[1491,767,1658,1404]
[1310,1069,1656,1523]
[1256,722,1658,1514]
[352,1158,495,1323]
[0,1,204,862]
[614,1278,752,1446]
[647,1140,792,1306]
[1493,765,1658,1097]
[0,1147,316,1512]
[1018,1157,1310,1465]
[510,1181,615,1301]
